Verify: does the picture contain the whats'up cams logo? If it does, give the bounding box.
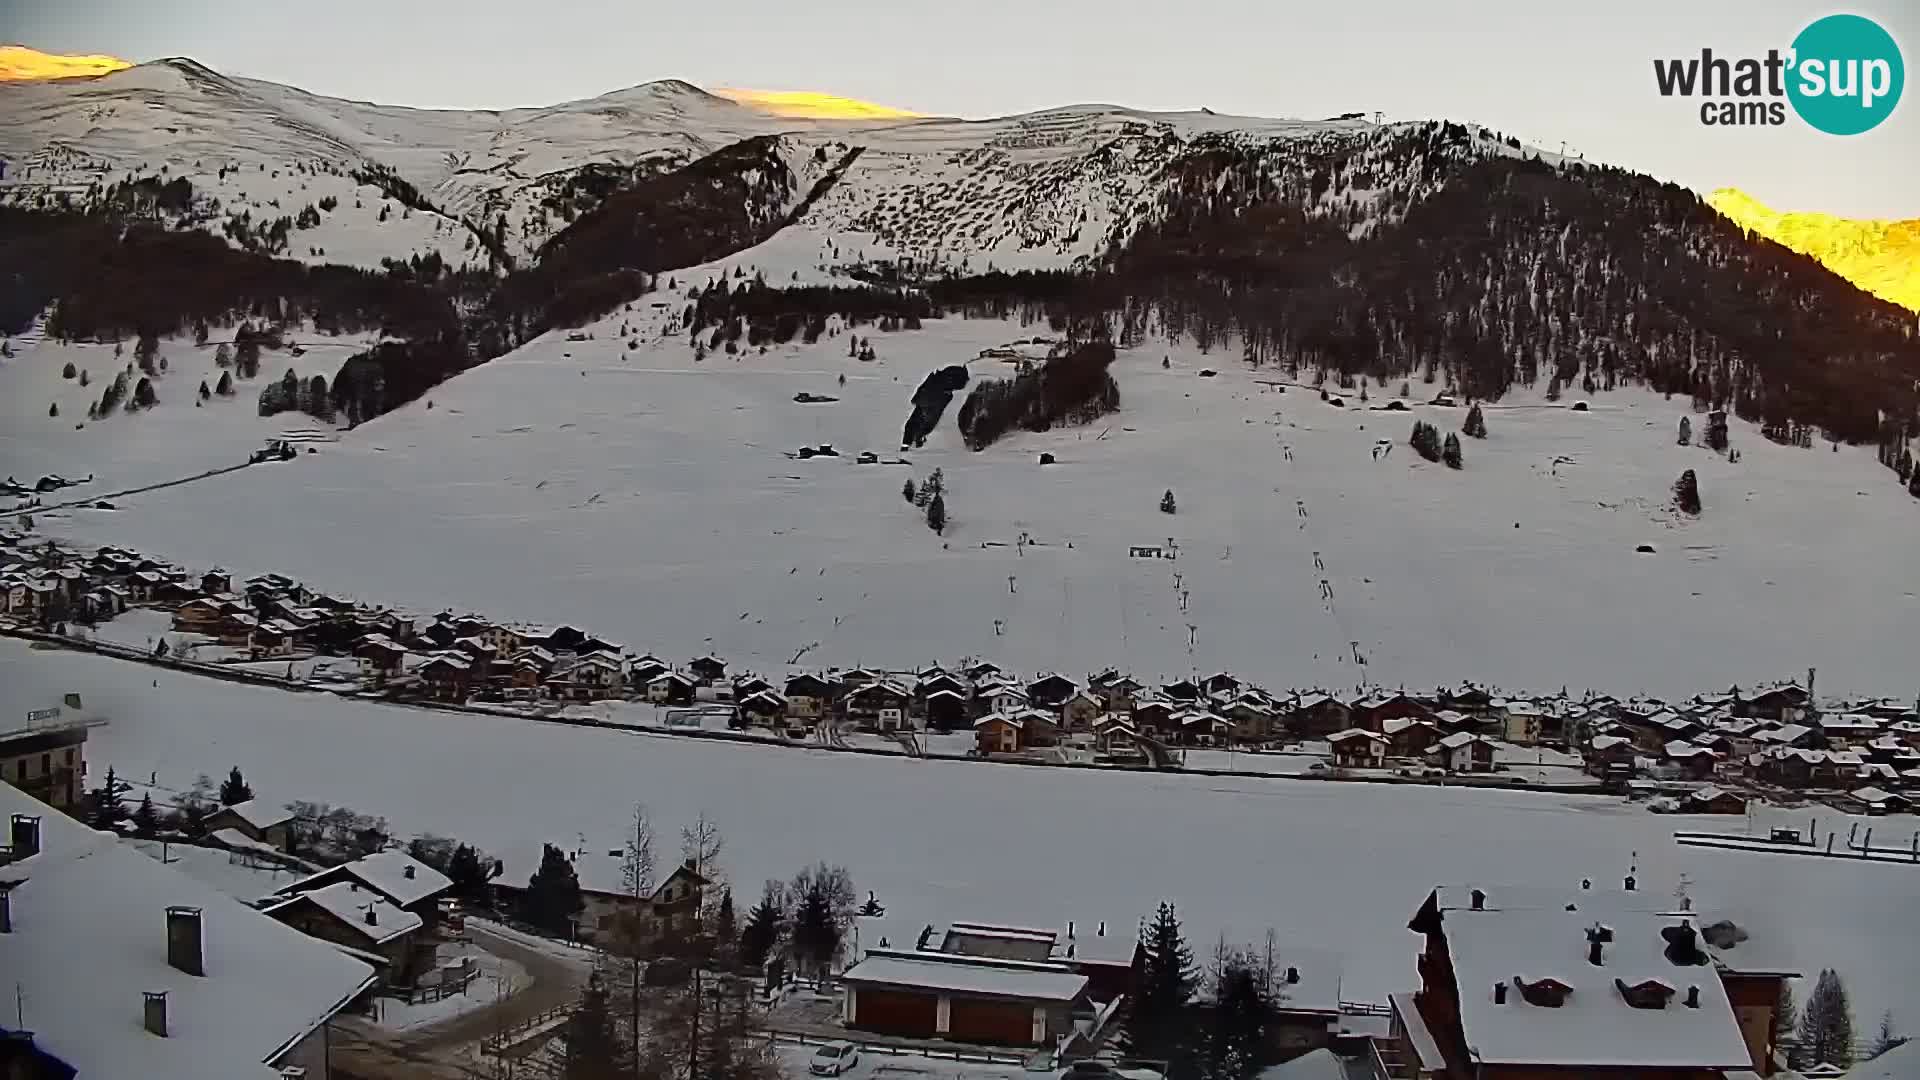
[1654,13,1904,133]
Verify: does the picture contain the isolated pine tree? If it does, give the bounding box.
[1161,489,1177,514]
[1463,403,1487,438]
[1126,902,1197,1068]
[1799,968,1857,1069]
[216,371,234,396]
[739,881,784,970]
[48,401,58,418]
[199,380,211,401]
[1443,432,1463,470]
[132,793,159,837]
[902,478,916,504]
[85,767,129,830]
[131,377,156,410]
[926,493,946,535]
[1410,420,1443,462]
[1674,469,1702,515]
[1871,1011,1902,1058]
[61,361,76,379]
[78,369,89,387]
[524,843,585,935]
[219,766,253,805]
[1678,416,1692,446]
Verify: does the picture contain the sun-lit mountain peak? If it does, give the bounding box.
[1707,187,1920,314]
[711,86,922,120]
[0,44,133,81]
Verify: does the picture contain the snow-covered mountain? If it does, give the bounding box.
[0,59,1435,272]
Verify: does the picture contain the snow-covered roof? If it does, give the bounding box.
[283,849,450,909]
[210,798,293,832]
[0,785,376,1080]
[1589,735,1632,751]
[1437,732,1489,750]
[974,711,1025,730]
[1846,1034,1920,1080]
[1850,786,1902,804]
[841,950,1089,1002]
[1252,1049,1348,1080]
[264,880,422,946]
[1328,728,1386,744]
[1663,740,1714,759]
[1429,887,1753,1068]
[1820,713,1882,730]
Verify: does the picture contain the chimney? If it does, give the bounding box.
[404,864,416,880]
[1624,874,1637,892]
[1469,889,1486,910]
[1493,982,1508,1004]
[1098,920,1106,937]
[1286,966,1300,985]
[144,991,169,1037]
[1068,920,1075,939]
[1685,986,1701,1009]
[1587,934,1605,966]
[9,815,40,860]
[1581,878,1592,891]
[166,906,205,976]
[364,904,378,926]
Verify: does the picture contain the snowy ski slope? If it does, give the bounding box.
[9,298,1915,700]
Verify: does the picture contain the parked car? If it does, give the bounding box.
[811,1041,861,1076]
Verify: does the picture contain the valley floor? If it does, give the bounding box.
[2,637,1914,1031]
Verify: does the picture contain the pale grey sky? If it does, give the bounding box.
[7,0,1916,215]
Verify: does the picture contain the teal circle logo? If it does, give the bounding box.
[1787,14,1904,134]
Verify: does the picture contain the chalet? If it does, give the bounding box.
[278,849,454,938]
[1758,747,1824,788]
[417,653,474,701]
[1226,696,1277,742]
[248,620,297,659]
[203,799,295,852]
[1027,674,1079,710]
[737,689,789,725]
[1443,686,1497,715]
[1061,689,1105,731]
[1753,722,1818,749]
[647,670,697,706]
[977,681,1031,718]
[1584,734,1639,777]
[451,635,497,668]
[1176,708,1232,746]
[628,655,670,688]
[732,674,773,699]
[1093,715,1146,761]
[263,881,424,984]
[974,713,1028,755]
[1090,670,1144,710]
[924,688,970,731]
[1327,729,1388,769]
[1681,787,1747,815]
[558,652,626,701]
[1848,786,1908,815]
[510,645,558,675]
[481,624,525,655]
[1742,684,1811,723]
[215,610,260,646]
[1816,713,1881,748]
[917,671,969,701]
[1162,678,1202,702]
[845,681,914,731]
[0,784,378,1080]
[495,850,706,946]
[1498,701,1545,745]
[1130,698,1177,738]
[688,654,728,685]
[964,661,1003,682]
[1395,885,1787,1079]
[354,634,408,686]
[1288,693,1352,738]
[200,569,233,595]
[125,569,165,602]
[506,657,549,698]
[1353,691,1432,733]
[1431,732,1497,773]
[1662,741,1718,780]
[784,672,834,719]
[172,597,226,634]
[1200,671,1241,697]
[839,948,1090,1047]
[1385,718,1443,759]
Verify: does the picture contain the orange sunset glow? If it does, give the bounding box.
[712,86,922,120]
[1709,188,1920,313]
[0,44,133,81]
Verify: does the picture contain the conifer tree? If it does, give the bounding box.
[1161,489,1177,514]
[1678,416,1692,446]
[525,842,585,935]
[220,767,253,805]
[1443,432,1463,469]
[1674,469,1702,515]
[1125,902,1197,1070]
[926,492,946,535]
[1798,968,1856,1069]
[1463,402,1487,438]
[133,793,159,837]
[739,880,785,971]
[902,478,916,504]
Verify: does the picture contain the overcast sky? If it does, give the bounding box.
[8,0,1915,216]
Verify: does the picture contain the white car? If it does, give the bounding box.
[810,1041,861,1076]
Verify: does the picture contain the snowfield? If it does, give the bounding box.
[2,638,1914,1027]
[13,302,1918,700]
